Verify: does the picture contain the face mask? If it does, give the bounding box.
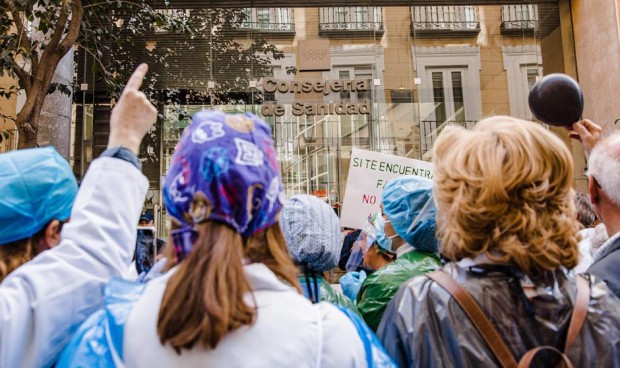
[373,215,399,252]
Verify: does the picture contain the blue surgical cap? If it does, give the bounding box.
[0,147,78,244]
[280,194,340,271]
[381,176,438,253]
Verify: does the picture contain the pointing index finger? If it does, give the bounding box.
[124,63,148,92]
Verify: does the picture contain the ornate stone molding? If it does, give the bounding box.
[414,45,480,56]
[330,44,384,56]
[501,45,541,56]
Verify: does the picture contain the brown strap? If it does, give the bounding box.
[426,271,518,368]
[518,346,573,368]
[564,275,590,352]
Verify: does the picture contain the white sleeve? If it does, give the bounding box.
[316,302,368,368]
[0,157,148,368]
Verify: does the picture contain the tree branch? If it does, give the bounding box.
[42,0,70,54]
[75,42,110,75]
[9,9,32,53]
[7,3,40,75]
[58,0,83,54]
[9,58,31,95]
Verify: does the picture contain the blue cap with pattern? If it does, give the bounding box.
[280,194,341,271]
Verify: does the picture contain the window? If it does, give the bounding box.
[331,67,373,101]
[240,8,294,31]
[526,68,539,90]
[429,71,466,123]
[353,7,370,23]
[320,7,382,31]
[257,9,270,25]
[502,46,543,120]
[356,70,373,100]
[339,70,351,100]
[336,8,348,23]
[413,6,477,26]
[501,5,538,32]
[414,46,482,157]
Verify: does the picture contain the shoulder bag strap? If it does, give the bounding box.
[518,346,573,368]
[427,270,518,368]
[564,275,590,352]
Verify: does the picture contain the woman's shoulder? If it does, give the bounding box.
[314,302,368,368]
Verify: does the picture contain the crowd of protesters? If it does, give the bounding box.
[1,64,620,367]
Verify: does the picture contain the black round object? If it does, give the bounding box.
[528,73,584,127]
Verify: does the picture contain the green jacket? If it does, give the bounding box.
[357,250,440,331]
[298,275,360,315]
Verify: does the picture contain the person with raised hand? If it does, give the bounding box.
[0,64,156,367]
[59,109,398,367]
[568,119,620,296]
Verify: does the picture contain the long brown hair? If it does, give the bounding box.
[0,238,37,282]
[0,221,61,282]
[157,221,300,353]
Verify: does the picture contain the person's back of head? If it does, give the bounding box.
[587,132,620,233]
[432,116,580,277]
[159,111,299,353]
[574,191,597,228]
[381,175,438,254]
[0,147,78,281]
[280,194,341,272]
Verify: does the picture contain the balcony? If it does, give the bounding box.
[319,7,384,36]
[501,5,538,35]
[239,8,295,34]
[411,6,480,38]
[420,120,477,157]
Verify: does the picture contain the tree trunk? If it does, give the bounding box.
[16,127,37,149]
[14,0,83,153]
[16,110,38,149]
[37,50,74,158]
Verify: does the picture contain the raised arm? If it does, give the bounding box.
[0,64,157,367]
[569,119,603,159]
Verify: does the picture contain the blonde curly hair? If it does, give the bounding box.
[432,116,580,276]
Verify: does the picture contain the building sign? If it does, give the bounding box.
[260,77,371,117]
[340,148,433,229]
[298,39,331,71]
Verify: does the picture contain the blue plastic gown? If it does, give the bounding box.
[58,277,395,368]
[56,278,145,367]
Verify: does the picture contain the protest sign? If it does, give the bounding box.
[340,148,433,229]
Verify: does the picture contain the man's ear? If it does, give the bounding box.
[41,220,63,249]
[589,175,600,204]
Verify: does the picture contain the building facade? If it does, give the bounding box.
[3,1,620,235]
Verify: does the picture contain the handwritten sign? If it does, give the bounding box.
[340,148,433,229]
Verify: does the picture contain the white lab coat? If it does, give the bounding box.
[123,263,368,368]
[0,157,148,368]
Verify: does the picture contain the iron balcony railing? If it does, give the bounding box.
[239,8,295,33]
[319,7,383,34]
[411,6,480,36]
[420,120,477,156]
[501,5,538,34]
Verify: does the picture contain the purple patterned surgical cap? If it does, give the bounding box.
[163,110,286,238]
